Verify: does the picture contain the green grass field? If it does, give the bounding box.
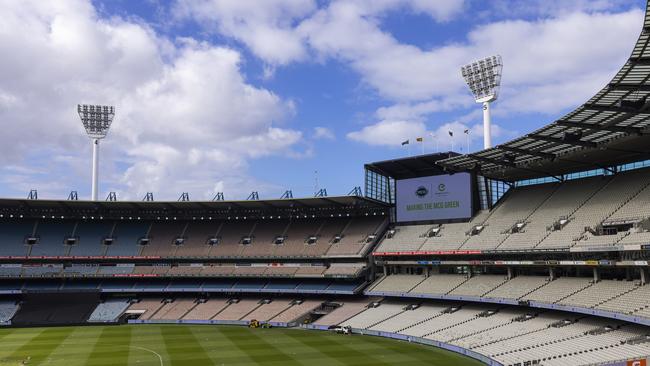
[0,325,485,365]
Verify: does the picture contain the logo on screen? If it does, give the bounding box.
[627,360,647,366]
[415,186,428,198]
[438,184,446,192]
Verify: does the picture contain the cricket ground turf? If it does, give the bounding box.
[0,325,485,365]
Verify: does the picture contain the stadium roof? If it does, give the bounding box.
[437,3,650,182]
[365,152,461,180]
[0,195,389,220]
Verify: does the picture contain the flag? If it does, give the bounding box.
[401,140,409,146]
[416,137,423,142]
[448,131,454,137]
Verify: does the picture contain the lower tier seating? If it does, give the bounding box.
[343,299,650,366]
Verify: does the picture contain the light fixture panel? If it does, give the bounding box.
[78,104,115,139]
[461,55,503,103]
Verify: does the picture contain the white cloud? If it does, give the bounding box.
[173,0,466,67]
[176,1,644,150]
[347,118,514,153]
[487,0,639,17]
[347,120,427,147]
[0,0,302,200]
[299,3,642,105]
[313,127,335,140]
[172,0,317,65]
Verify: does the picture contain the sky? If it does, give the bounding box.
[0,0,646,201]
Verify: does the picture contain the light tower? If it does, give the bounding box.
[78,104,115,201]
[461,55,503,149]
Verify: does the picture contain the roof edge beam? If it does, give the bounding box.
[583,104,645,114]
[556,120,645,136]
[629,56,650,65]
[496,145,556,160]
[608,83,650,92]
[467,154,561,180]
[528,134,598,149]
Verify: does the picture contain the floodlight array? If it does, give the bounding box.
[78,104,115,139]
[461,55,503,102]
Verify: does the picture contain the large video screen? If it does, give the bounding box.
[395,173,472,222]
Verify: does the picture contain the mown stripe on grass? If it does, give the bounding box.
[189,324,258,365]
[284,329,397,366]
[220,326,301,365]
[379,338,486,366]
[44,326,105,365]
[128,325,170,365]
[159,325,213,365]
[85,325,133,366]
[8,326,77,364]
[0,328,45,360]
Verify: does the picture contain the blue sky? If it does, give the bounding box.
[0,0,646,201]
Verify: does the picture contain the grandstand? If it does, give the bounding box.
[3,1,650,365]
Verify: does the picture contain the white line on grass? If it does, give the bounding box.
[127,345,164,366]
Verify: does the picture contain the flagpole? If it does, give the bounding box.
[449,131,455,152]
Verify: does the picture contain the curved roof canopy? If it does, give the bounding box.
[438,2,650,181]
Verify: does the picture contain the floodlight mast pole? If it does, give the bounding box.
[91,138,100,201]
[461,55,502,150]
[483,102,491,148]
[78,105,115,201]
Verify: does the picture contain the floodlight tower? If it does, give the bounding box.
[461,55,503,149]
[78,105,115,201]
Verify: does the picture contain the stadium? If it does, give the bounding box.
[3,2,650,366]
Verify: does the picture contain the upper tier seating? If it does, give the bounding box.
[326,217,387,257]
[0,217,383,258]
[69,221,113,256]
[461,184,559,251]
[141,222,186,257]
[0,219,33,256]
[376,225,428,252]
[374,168,650,253]
[420,210,491,251]
[539,170,650,249]
[105,222,148,257]
[29,220,75,257]
[497,177,606,250]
